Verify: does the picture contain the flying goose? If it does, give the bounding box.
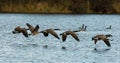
[73,25,87,32]
[81,24,85,30]
[26,23,39,35]
[12,26,28,37]
[12,26,22,34]
[40,29,60,39]
[92,34,112,47]
[60,31,80,41]
[82,26,87,31]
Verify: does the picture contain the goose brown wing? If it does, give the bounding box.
[103,39,111,47]
[94,39,97,44]
[15,26,22,33]
[33,25,39,35]
[47,29,60,39]
[62,34,67,41]
[22,28,28,37]
[26,23,34,33]
[69,32,80,41]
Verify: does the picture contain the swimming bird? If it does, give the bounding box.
[60,31,80,41]
[92,34,112,47]
[40,29,60,40]
[106,25,112,29]
[26,23,39,35]
[43,45,48,48]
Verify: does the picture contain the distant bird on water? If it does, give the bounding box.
[106,25,112,29]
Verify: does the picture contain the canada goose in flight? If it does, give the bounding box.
[106,25,112,29]
[40,29,60,40]
[12,26,22,34]
[81,24,85,30]
[73,24,87,32]
[74,24,85,32]
[73,26,87,32]
[73,30,80,32]
[60,31,80,41]
[12,26,28,37]
[92,34,112,47]
[26,23,39,35]
[82,26,87,31]
[21,28,28,37]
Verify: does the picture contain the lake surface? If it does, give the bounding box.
[0,14,119,63]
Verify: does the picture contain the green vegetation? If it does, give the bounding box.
[0,0,120,14]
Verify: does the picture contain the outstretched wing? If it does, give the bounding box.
[47,29,60,39]
[26,23,34,33]
[15,26,22,33]
[94,39,97,44]
[33,25,39,35]
[22,28,28,37]
[81,24,85,31]
[62,34,67,41]
[69,31,80,41]
[103,39,111,47]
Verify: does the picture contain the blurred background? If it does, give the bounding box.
[0,0,120,14]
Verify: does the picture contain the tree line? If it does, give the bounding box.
[0,0,120,14]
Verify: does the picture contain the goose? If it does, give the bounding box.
[73,24,85,32]
[62,46,66,50]
[81,24,85,30]
[82,26,87,31]
[26,23,39,35]
[12,26,28,37]
[40,29,60,40]
[106,25,112,29]
[60,31,80,41]
[12,26,22,34]
[92,34,112,47]
[43,45,48,48]
[73,25,87,32]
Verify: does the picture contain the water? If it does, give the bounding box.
[0,14,119,63]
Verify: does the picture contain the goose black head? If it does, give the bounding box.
[12,31,16,34]
[92,37,95,40]
[105,34,112,37]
